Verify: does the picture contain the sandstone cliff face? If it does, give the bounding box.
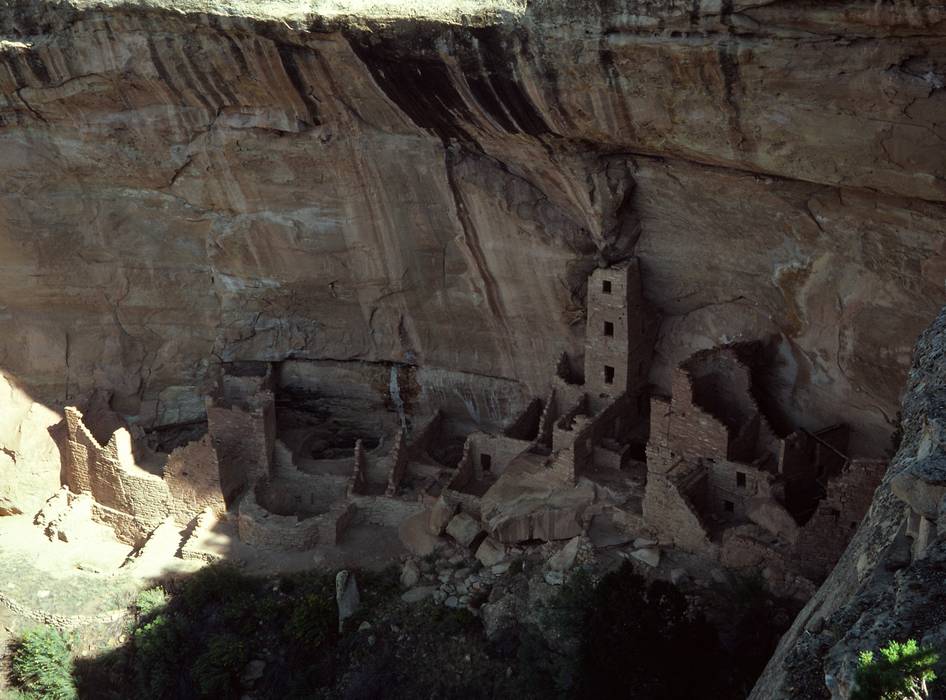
[752,304,946,699]
[0,0,943,469]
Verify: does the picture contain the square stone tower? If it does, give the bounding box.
[584,259,650,409]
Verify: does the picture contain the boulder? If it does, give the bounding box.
[543,571,565,586]
[475,537,507,568]
[480,468,595,543]
[890,455,946,520]
[400,559,420,589]
[588,514,633,547]
[427,498,457,536]
[398,511,441,557]
[630,547,660,568]
[446,512,484,548]
[547,536,581,572]
[335,570,360,633]
[401,586,436,603]
[240,660,266,687]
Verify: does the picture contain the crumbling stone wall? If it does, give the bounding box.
[442,439,484,516]
[466,432,532,477]
[704,459,779,522]
[63,407,170,545]
[642,458,717,556]
[385,429,410,496]
[350,496,424,528]
[406,411,444,459]
[163,434,226,526]
[236,487,354,551]
[349,439,369,496]
[661,369,731,462]
[206,390,275,504]
[793,459,885,580]
[503,398,543,441]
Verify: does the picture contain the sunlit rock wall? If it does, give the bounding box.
[0,0,943,457]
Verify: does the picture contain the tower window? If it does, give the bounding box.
[736,471,746,488]
[604,365,615,384]
[604,321,614,337]
[481,454,492,472]
[602,280,612,294]
[723,500,734,513]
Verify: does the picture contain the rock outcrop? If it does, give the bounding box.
[0,0,943,460]
[752,305,946,699]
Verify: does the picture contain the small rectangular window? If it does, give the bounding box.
[602,280,612,294]
[736,471,746,488]
[480,453,492,472]
[604,366,615,384]
[604,321,614,337]
[724,500,734,513]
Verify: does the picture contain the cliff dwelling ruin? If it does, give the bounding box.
[2,1,945,697]
[12,259,886,603]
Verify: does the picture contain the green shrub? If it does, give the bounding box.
[575,562,725,699]
[180,563,257,613]
[132,613,186,698]
[286,591,336,648]
[192,633,249,697]
[9,626,78,700]
[134,587,167,620]
[852,639,939,700]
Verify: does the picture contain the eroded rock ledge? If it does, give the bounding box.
[0,1,943,470]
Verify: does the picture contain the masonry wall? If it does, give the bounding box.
[259,471,348,518]
[237,487,354,551]
[467,432,532,477]
[642,460,716,556]
[386,429,410,495]
[584,260,652,407]
[63,407,170,545]
[793,459,886,580]
[350,496,424,528]
[504,398,543,441]
[164,435,226,526]
[349,439,369,496]
[561,393,636,478]
[206,391,275,503]
[664,370,730,462]
[704,459,776,522]
[407,411,443,459]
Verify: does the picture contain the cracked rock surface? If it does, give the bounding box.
[0,0,943,463]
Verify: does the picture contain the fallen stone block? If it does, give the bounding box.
[446,512,485,548]
[398,511,441,557]
[475,537,507,568]
[427,498,457,536]
[336,570,360,633]
[630,547,660,568]
[400,559,420,589]
[401,586,436,603]
[547,536,581,572]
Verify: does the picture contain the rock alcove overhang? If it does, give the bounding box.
[0,0,943,463]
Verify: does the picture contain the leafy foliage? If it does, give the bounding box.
[575,562,726,699]
[134,587,167,620]
[191,634,249,697]
[8,626,78,700]
[852,639,939,700]
[285,592,336,648]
